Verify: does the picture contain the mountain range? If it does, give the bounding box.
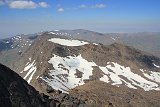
[0,29,160,68]
[0,29,160,107]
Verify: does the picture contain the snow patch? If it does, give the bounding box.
[39,54,160,92]
[54,30,59,31]
[153,63,160,68]
[22,59,37,84]
[49,32,56,35]
[111,37,116,40]
[99,62,160,91]
[48,38,89,46]
[5,41,10,43]
[42,54,96,92]
[140,69,160,83]
[93,43,99,45]
[36,76,39,79]
[100,75,109,83]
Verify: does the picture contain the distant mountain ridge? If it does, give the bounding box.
[0,29,160,67]
[104,32,160,57]
[10,32,160,94]
[0,34,38,66]
[1,30,160,107]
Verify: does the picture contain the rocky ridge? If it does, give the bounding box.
[10,32,160,94]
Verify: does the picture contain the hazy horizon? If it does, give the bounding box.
[0,0,160,39]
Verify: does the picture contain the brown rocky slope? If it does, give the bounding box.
[70,81,160,107]
[9,32,160,107]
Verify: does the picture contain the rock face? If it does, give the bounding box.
[45,88,86,107]
[0,63,50,107]
[70,81,160,107]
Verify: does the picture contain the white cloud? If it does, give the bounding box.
[80,4,106,9]
[57,3,106,12]
[95,4,106,8]
[80,4,87,8]
[57,8,64,12]
[9,1,37,9]
[7,0,49,9]
[39,2,48,8]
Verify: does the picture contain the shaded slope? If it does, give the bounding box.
[0,34,38,66]
[0,63,50,107]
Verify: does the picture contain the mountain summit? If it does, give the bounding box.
[10,32,160,95]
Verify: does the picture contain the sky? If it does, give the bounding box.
[0,0,160,38]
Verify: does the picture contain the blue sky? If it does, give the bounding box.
[0,0,160,38]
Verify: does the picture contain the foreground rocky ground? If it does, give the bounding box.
[0,63,87,107]
[70,81,160,107]
[1,63,160,107]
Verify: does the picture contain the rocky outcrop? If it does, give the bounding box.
[70,81,160,107]
[46,88,86,107]
[0,63,51,107]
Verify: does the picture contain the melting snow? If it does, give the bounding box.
[153,63,160,68]
[54,30,59,31]
[93,43,99,45]
[22,59,37,84]
[41,54,160,92]
[111,37,116,40]
[48,38,89,46]
[5,41,10,43]
[140,69,160,83]
[99,62,160,91]
[100,75,109,83]
[36,76,39,79]
[27,50,160,92]
[49,32,56,35]
[43,54,97,92]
